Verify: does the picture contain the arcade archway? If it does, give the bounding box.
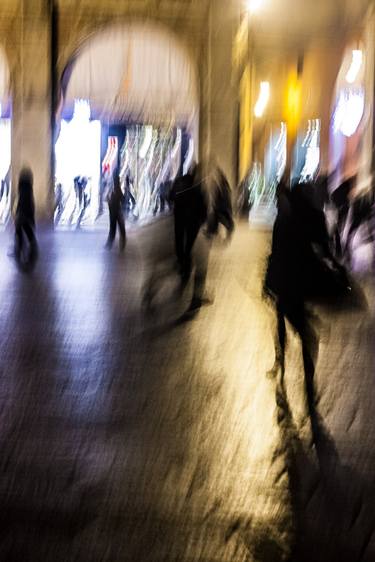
[54,22,199,228]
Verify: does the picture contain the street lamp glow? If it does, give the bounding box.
[254,81,270,118]
[247,0,263,13]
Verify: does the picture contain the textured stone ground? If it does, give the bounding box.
[0,220,373,561]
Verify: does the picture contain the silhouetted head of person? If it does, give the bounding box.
[18,167,33,198]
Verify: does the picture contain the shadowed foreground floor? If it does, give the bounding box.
[0,221,374,561]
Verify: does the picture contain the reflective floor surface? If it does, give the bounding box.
[0,220,374,561]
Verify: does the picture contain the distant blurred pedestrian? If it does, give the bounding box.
[14,167,38,266]
[54,182,64,225]
[123,175,136,217]
[105,170,126,251]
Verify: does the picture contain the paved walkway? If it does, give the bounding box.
[0,221,374,561]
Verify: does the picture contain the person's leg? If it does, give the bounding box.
[267,302,286,379]
[117,211,126,251]
[287,304,319,438]
[23,222,38,262]
[106,207,116,248]
[174,211,186,273]
[23,222,36,245]
[183,220,201,280]
[190,235,212,308]
[14,223,23,259]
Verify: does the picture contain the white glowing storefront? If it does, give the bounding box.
[0,46,11,227]
[55,100,101,226]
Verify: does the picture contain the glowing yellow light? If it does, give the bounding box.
[254,81,270,118]
[284,73,302,137]
[346,50,363,84]
[247,0,263,14]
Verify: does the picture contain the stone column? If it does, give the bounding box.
[200,0,240,188]
[11,0,52,222]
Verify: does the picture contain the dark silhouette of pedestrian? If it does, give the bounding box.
[206,166,235,238]
[264,178,346,442]
[123,175,136,216]
[105,171,126,251]
[170,163,208,289]
[14,167,38,268]
[170,162,234,313]
[54,182,64,225]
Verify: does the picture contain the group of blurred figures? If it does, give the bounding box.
[9,161,374,448]
[13,161,235,314]
[106,162,235,314]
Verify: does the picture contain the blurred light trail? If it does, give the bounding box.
[254,81,270,118]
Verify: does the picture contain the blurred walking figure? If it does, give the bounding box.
[170,161,234,312]
[206,165,235,238]
[123,175,136,217]
[105,170,126,251]
[14,167,38,267]
[54,182,64,225]
[170,163,208,288]
[264,178,348,442]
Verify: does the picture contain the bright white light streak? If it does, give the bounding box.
[254,81,270,118]
[275,122,287,181]
[171,128,182,159]
[183,138,195,175]
[346,50,363,84]
[139,125,153,159]
[301,119,321,180]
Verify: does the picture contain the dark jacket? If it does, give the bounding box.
[108,177,125,212]
[265,183,337,303]
[170,171,208,227]
[16,172,35,226]
[206,169,234,235]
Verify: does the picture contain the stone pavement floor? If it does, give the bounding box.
[0,219,374,561]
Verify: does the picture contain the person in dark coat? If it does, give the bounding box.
[264,179,336,442]
[105,171,126,251]
[170,162,235,313]
[206,167,235,238]
[14,167,38,265]
[169,163,208,287]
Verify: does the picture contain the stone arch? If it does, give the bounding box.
[54,20,200,226]
[56,18,200,131]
